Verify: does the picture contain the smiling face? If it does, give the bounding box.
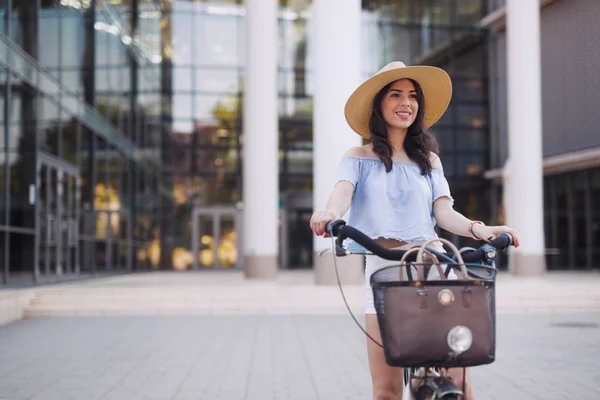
[379,79,419,133]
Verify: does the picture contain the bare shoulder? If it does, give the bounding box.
[429,152,443,170]
[343,145,370,158]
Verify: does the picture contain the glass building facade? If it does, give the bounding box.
[0,0,494,285]
[1,0,171,286]
[3,0,594,286]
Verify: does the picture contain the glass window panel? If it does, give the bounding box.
[174,67,194,92]
[284,149,312,174]
[38,13,60,68]
[377,24,411,66]
[456,0,484,26]
[457,154,485,177]
[457,129,486,152]
[61,14,85,69]
[61,70,82,95]
[184,175,239,207]
[117,67,131,93]
[194,68,239,93]
[591,169,600,266]
[434,102,453,127]
[172,12,193,65]
[454,78,485,102]
[173,145,192,174]
[411,26,451,60]
[554,175,568,211]
[571,172,586,211]
[0,157,5,229]
[8,147,34,228]
[278,97,311,120]
[278,16,308,70]
[454,46,486,77]
[195,94,235,124]
[8,232,35,284]
[194,12,241,66]
[457,104,487,128]
[95,31,113,67]
[138,66,161,92]
[413,0,451,25]
[280,173,312,192]
[193,148,238,174]
[280,123,312,146]
[363,0,410,23]
[138,93,161,117]
[430,127,453,152]
[173,119,194,136]
[95,69,111,92]
[173,94,194,119]
[95,138,108,211]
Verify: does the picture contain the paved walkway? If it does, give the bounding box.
[1,270,600,399]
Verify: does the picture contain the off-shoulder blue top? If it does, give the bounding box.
[335,156,454,252]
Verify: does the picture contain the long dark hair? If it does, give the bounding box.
[369,78,439,175]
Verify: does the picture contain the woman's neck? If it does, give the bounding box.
[387,127,407,154]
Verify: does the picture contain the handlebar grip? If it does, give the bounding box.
[488,233,513,250]
[326,219,347,236]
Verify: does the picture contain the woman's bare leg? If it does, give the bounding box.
[366,314,404,400]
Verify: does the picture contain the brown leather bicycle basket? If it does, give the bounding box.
[370,238,497,369]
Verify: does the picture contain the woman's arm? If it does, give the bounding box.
[310,147,363,236]
[433,197,479,238]
[431,154,520,246]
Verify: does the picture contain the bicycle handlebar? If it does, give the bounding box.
[325,219,514,264]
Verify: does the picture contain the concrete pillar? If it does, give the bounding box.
[505,0,546,275]
[242,0,279,279]
[313,0,364,285]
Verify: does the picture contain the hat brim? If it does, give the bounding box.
[344,65,452,139]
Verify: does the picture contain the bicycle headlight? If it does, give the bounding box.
[447,325,473,354]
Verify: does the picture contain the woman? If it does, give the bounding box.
[309,61,520,400]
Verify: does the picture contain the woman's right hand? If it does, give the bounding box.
[309,209,339,236]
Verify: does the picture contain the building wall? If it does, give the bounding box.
[490,0,600,167]
[487,0,600,270]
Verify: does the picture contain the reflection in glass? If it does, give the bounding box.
[413,0,451,25]
[194,68,240,93]
[38,10,61,68]
[9,232,35,283]
[193,10,241,66]
[458,154,484,177]
[172,12,193,65]
[198,215,214,267]
[218,216,237,267]
[457,104,487,128]
[283,149,312,174]
[457,130,485,152]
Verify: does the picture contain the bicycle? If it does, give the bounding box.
[324,219,515,400]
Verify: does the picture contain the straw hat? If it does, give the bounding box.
[344,61,452,139]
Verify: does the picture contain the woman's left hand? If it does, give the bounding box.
[473,224,520,248]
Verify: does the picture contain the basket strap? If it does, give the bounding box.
[417,238,471,280]
[399,247,446,281]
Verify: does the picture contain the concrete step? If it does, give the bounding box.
[23,288,600,318]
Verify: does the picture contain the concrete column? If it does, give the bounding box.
[505,0,546,275]
[243,0,279,279]
[313,0,363,285]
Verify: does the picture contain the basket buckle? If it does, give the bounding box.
[462,287,473,308]
[417,288,428,309]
